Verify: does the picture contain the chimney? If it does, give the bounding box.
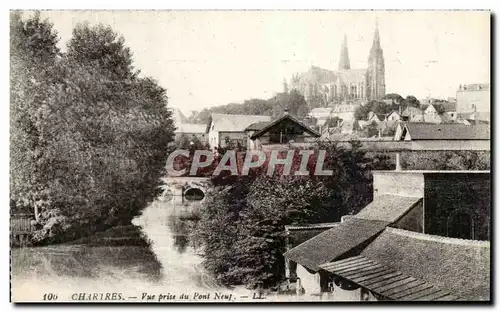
[284,108,289,115]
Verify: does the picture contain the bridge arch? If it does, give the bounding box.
[183,187,205,201]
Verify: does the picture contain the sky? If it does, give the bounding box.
[35,10,490,115]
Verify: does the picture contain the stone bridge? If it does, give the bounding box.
[160,176,211,202]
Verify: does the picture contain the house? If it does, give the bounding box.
[174,123,208,143]
[456,84,490,121]
[283,169,490,301]
[330,103,359,121]
[394,123,490,150]
[386,111,401,121]
[401,107,423,121]
[422,104,442,123]
[457,111,491,124]
[245,113,320,150]
[367,111,386,124]
[308,107,334,126]
[206,113,272,149]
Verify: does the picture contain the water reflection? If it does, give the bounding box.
[11,192,219,301]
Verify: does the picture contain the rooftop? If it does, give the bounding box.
[354,195,422,223]
[285,222,339,231]
[360,227,490,301]
[283,218,389,271]
[320,255,460,301]
[249,114,320,139]
[402,123,490,140]
[208,113,271,132]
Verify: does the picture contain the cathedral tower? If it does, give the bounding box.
[338,34,351,70]
[366,21,386,100]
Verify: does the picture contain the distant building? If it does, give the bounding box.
[289,23,386,106]
[422,104,443,123]
[245,113,320,150]
[308,107,334,126]
[206,113,272,149]
[367,111,386,124]
[386,111,401,121]
[174,123,208,143]
[401,106,423,122]
[456,83,490,122]
[394,123,490,150]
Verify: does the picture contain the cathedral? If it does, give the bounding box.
[289,22,386,106]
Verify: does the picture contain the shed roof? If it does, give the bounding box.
[249,114,320,139]
[360,227,490,301]
[402,123,490,140]
[283,218,389,271]
[320,255,460,301]
[208,113,271,132]
[354,195,422,223]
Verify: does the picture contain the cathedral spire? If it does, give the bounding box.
[372,18,381,50]
[338,34,350,70]
[366,19,386,100]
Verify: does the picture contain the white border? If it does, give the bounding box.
[2,1,497,311]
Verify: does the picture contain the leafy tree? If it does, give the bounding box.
[404,95,420,108]
[269,89,308,118]
[384,93,404,104]
[10,14,175,244]
[10,11,61,219]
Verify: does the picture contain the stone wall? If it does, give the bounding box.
[372,171,425,198]
[424,172,490,240]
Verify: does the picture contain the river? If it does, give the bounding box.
[10,193,233,302]
[11,190,310,302]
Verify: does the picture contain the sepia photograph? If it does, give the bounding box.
[9,9,491,303]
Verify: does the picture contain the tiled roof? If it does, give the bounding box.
[360,227,490,301]
[208,113,271,132]
[401,106,423,117]
[245,121,272,131]
[354,195,422,223]
[283,218,389,271]
[320,255,459,301]
[404,123,490,140]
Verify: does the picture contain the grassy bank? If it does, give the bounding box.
[64,225,150,247]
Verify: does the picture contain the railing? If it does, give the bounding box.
[10,213,35,234]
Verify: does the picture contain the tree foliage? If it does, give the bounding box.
[10,12,175,244]
[194,141,377,289]
[186,90,308,124]
[355,94,421,120]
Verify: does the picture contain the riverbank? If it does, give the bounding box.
[64,225,150,247]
